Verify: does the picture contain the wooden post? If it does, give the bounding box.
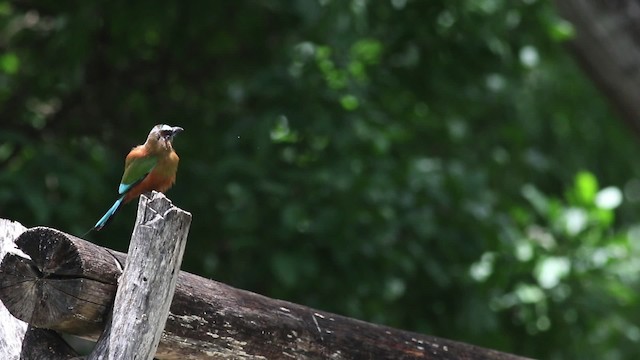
[89,191,192,360]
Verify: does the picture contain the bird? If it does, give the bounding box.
[87,124,183,232]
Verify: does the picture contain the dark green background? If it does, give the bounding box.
[2,1,640,359]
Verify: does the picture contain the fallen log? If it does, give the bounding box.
[0,220,530,359]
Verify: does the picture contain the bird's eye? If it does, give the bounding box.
[160,130,172,138]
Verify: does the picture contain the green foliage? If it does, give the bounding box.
[503,173,638,358]
[2,1,640,358]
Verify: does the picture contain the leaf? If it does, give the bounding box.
[575,171,598,205]
[0,52,19,74]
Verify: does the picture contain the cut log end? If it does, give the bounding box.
[0,227,120,336]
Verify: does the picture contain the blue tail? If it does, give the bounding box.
[89,196,125,233]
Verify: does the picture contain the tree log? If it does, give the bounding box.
[0,220,529,359]
[89,191,191,360]
[554,0,640,137]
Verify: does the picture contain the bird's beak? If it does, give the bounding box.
[171,127,184,138]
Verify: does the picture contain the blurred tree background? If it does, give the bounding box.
[2,0,640,359]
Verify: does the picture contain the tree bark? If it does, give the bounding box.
[89,191,192,360]
[554,0,640,137]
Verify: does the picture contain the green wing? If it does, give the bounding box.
[118,156,158,194]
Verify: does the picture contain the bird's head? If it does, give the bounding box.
[147,124,184,149]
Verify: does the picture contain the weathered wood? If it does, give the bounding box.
[554,0,640,138]
[89,191,192,360]
[0,219,530,359]
[0,219,28,360]
[19,325,79,360]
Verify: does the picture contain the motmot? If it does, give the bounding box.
[88,124,183,232]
